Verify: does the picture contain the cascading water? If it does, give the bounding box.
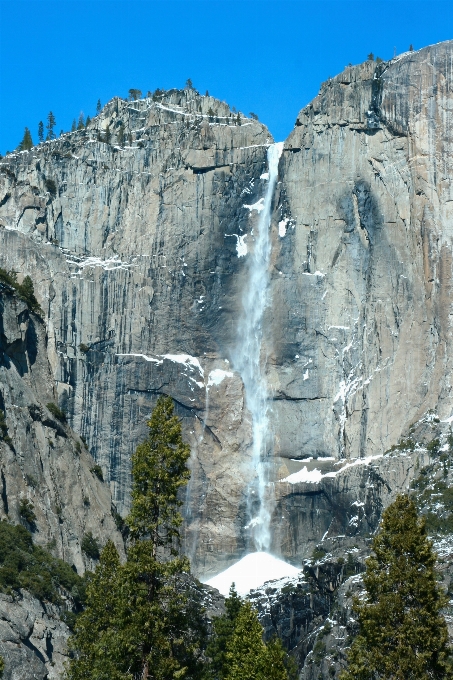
[234,142,284,551]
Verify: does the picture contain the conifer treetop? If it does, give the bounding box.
[341,494,453,680]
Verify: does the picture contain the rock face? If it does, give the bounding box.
[0,591,71,680]
[271,41,453,463]
[0,285,124,569]
[0,42,452,579]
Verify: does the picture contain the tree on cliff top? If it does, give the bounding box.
[66,395,205,680]
[18,127,33,151]
[341,495,453,680]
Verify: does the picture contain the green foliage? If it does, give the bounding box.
[427,438,441,456]
[206,584,243,679]
[104,124,111,144]
[206,584,292,680]
[90,464,103,481]
[96,99,101,114]
[0,520,86,605]
[126,395,191,546]
[46,402,66,423]
[19,498,37,528]
[367,52,374,61]
[385,437,416,454]
[46,111,56,140]
[38,120,44,142]
[85,115,91,127]
[249,112,259,121]
[17,275,42,314]
[128,88,142,101]
[225,601,288,680]
[185,78,194,89]
[341,495,453,680]
[0,655,4,677]
[18,127,33,151]
[77,112,85,130]
[78,343,90,354]
[0,409,12,446]
[44,178,57,196]
[0,268,42,315]
[312,546,327,561]
[71,119,76,132]
[81,532,100,560]
[66,396,206,680]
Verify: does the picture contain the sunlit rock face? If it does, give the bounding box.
[1,41,452,578]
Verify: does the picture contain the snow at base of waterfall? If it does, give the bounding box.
[203,552,300,597]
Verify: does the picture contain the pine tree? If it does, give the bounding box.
[368,52,375,61]
[341,495,453,680]
[128,88,142,101]
[38,121,44,143]
[46,111,56,140]
[66,396,205,680]
[206,585,291,680]
[66,541,126,680]
[96,99,102,114]
[185,78,193,89]
[18,127,33,151]
[85,115,91,127]
[224,601,288,680]
[77,112,85,130]
[104,125,111,144]
[206,584,243,679]
[71,119,77,132]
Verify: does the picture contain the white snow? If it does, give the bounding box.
[66,255,134,271]
[225,233,248,257]
[281,454,384,485]
[243,198,265,213]
[204,552,300,596]
[278,218,289,237]
[116,352,204,376]
[282,467,324,484]
[207,369,234,387]
[260,172,269,180]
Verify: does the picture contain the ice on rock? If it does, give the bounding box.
[204,552,300,597]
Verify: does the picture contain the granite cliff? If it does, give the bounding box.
[0,41,452,586]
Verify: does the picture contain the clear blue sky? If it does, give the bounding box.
[0,0,452,154]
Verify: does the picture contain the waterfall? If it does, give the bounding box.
[234,142,284,551]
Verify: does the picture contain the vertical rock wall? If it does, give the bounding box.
[0,42,452,576]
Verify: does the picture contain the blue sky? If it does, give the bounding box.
[0,0,452,154]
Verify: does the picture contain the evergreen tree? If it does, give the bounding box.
[206,585,291,680]
[96,98,102,114]
[341,495,453,680]
[225,601,288,680]
[0,654,4,677]
[38,120,44,143]
[18,127,33,151]
[185,78,193,89]
[410,44,414,51]
[66,396,205,680]
[368,52,375,61]
[206,584,243,679]
[128,88,142,101]
[104,125,111,144]
[46,111,56,140]
[77,112,85,129]
[85,115,91,127]
[71,119,77,132]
